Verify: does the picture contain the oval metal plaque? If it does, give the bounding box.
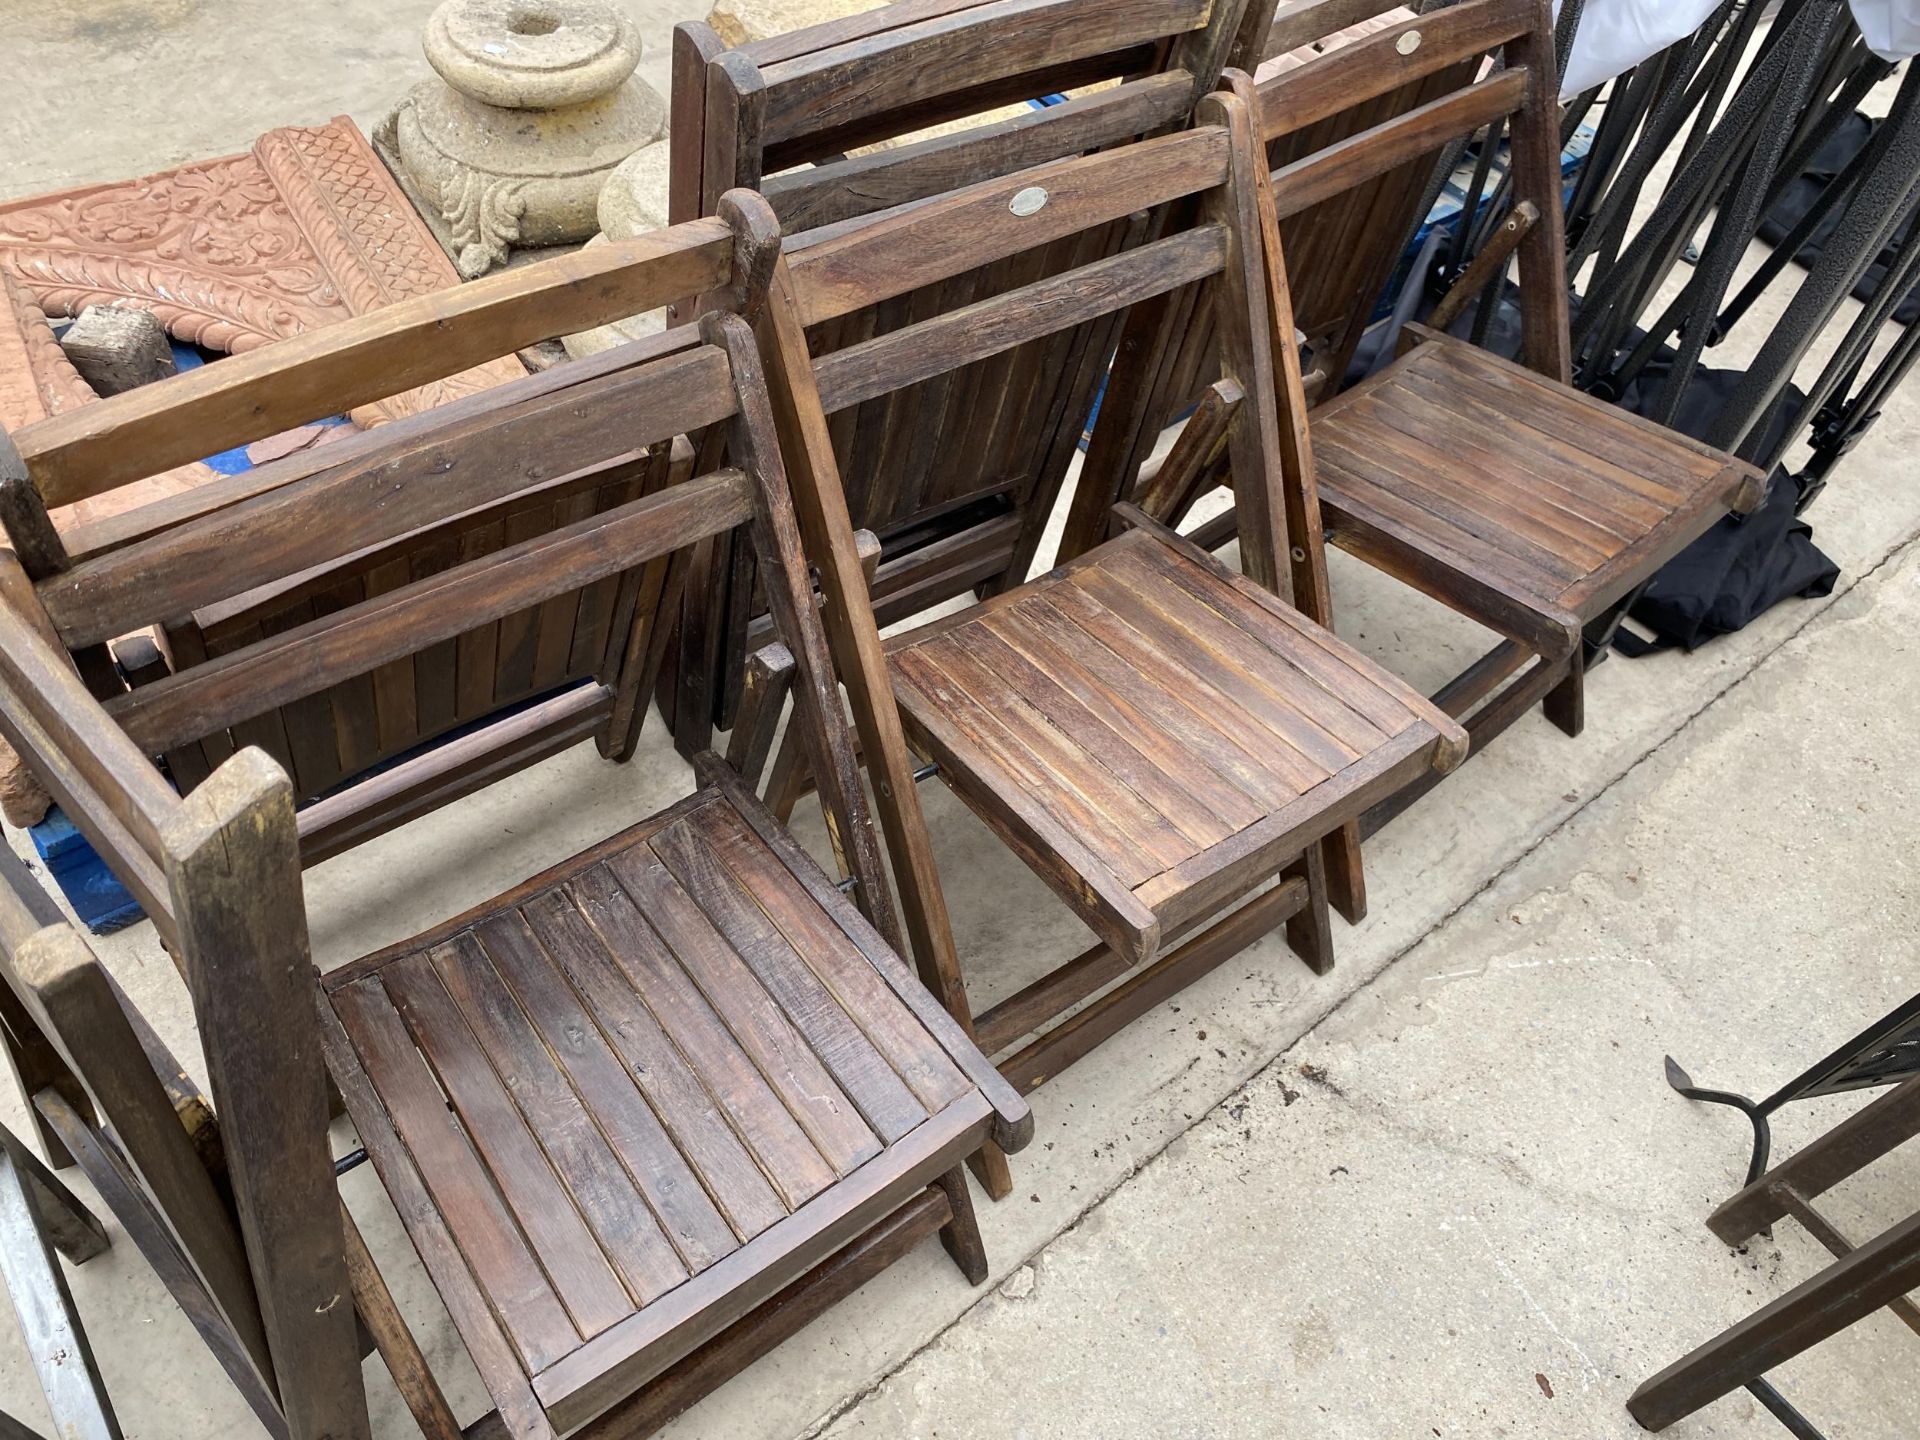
[1010,186,1049,217]
[1396,28,1422,54]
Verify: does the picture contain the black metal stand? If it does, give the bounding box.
[1664,992,1920,1190]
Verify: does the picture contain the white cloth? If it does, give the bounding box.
[1847,0,1920,61]
[1553,0,1723,97]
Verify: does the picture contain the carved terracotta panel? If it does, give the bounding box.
[0,115,524,529]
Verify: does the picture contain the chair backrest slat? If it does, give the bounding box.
[10,220,735,511]
[789,129,1234,327]
[39,343,738,650]
[758,71,1196,233]
[105,469,754,756]
[754,0,1212,150]
[1256,0,1531,140]
[814,224,1231,413]
[1268,68,1533,221]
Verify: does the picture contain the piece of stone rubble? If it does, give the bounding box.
[59,305,175,397]
[562,142,672,358]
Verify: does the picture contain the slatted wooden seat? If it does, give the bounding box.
[747,108,1465,1122]
[1312,328,1760,658]
[321,771,1010,1435]
[663,0,1272,748]
[888,525,1457,977]
[0,203,1029,1440]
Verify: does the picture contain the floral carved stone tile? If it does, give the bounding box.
[0,115,524,530]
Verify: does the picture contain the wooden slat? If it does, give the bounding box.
[1256,0,1531,140]
[814,226,1228,415]
[788,127,1231,327]
[530,1093,991,1432]
[1093,549,1387,760]
[330,974,581,1373]
[757,0,1208,143]
[470,911,739,1271]
[544,866,842,1207]
[41,346,737,649]
[106,470,754,754]
[1268,68,1531,221]
[316,999,555,1440]
[426,933,690,1304]
[984,592,1295,812]
[692,799,972,1114]
[296,686,612,865]
[581,855,884,1173]
[765,73,1195,234]
[13,221,734,507]
[517,884,793,1238]
[1039,577,1327,794]
[646,820,926,1148]
[695,760,1032,1152]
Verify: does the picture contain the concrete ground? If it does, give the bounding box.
[3,4,1920,1439]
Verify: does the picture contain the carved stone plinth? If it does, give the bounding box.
[386,0,667,278]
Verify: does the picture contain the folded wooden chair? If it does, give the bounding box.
[1081,0,1768,834]
[0,208,1028,1440]
[663,0,1273,747]
[745,104,1466,1163]
[1630,1069,1920,1433]
[1,245,715,864]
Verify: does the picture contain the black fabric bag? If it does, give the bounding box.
[1608,356,1838,654]
[1611,469,1838,654]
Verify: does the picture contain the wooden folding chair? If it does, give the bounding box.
[1,248,724,865]
[1081,0,1768,835]
[1629,1070,1920,1433]
[662,0,1274,747]
[745,104,1465,1175]
[0,205,1028,1440]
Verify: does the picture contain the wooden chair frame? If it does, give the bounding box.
[1068,0,1764,838]
[742,104,1464,1181]
[662,0,1275,748]
[0,202,1028,1440]
[0,214,779,869]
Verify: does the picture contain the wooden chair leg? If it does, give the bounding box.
[1627,1207,1920,1431]
[932,1165,989,1284]
[1321,823,1366,925]
[967,1142,1015,1203]
[764,718,811,824]
[726,642,795,790]
[1284,848,1335,975]
[1543,642,1586,738]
